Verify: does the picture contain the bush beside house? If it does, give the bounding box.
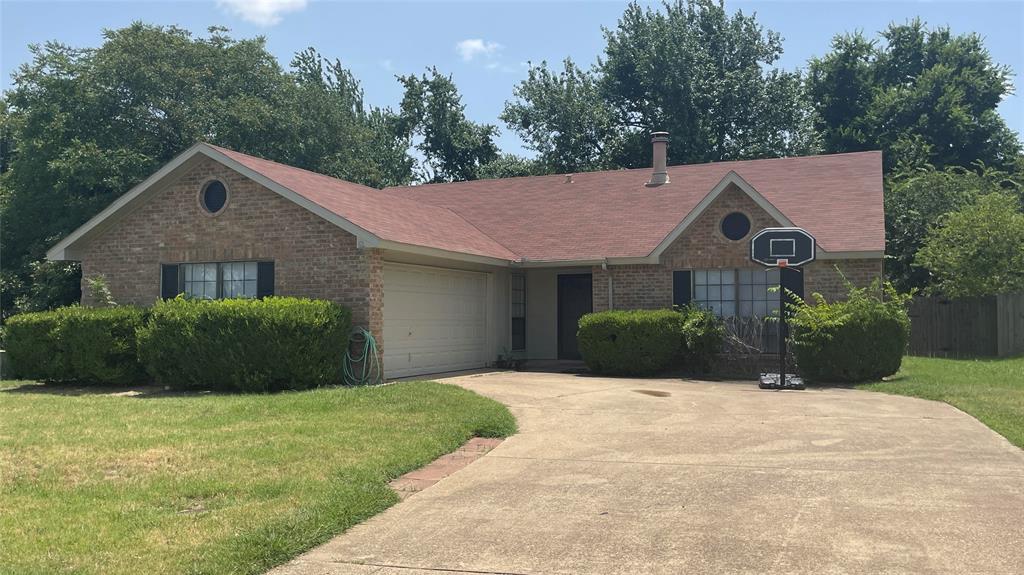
[3,306,146,384]
[789,280,911,382]
[4,297,352,391]
[137,297,352,392]
[578,307,722,376]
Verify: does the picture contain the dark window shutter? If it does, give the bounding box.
[672,271,692,307]
[781,267,804,312]
[161,264,180,299]
[257,262,275,298]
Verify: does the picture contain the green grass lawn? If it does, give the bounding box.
[858,355,1024,448]
[0,381,516,575]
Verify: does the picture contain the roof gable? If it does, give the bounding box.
[387,151,884,261]
[48,144,518,263]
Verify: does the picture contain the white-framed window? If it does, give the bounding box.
[182,263,219,300]
[692,268,780,318]
[221,262,258,298]
[181,261,259,299]
[510,273,526,351]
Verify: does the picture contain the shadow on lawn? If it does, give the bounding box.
[0,381,220,399]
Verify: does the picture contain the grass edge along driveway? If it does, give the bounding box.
[858,355,1024,449]
[0,380,516,575]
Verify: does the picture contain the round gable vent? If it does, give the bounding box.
[201,180,228,214]
[721,212,751,241]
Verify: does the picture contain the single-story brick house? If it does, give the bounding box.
[48,134,884,378]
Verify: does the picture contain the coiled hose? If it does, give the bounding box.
[342,327,382,386]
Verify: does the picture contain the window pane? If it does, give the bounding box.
[766,268,779,283]
[695,270,707,285]
[707,269,720,284]
[739,285,752,300]
[722,285,735,300]
[695,285,707,300]
[244,280,257,297]
[184,265,194,281]
[708,285,721,300]
[245,262,258,280]
[722,302,736,317]
[721,270,735,285]
[739,300,753,316]
[753,301,767,317]
[739,269,752,284]
[205,265,217,281]
[511,318,526,351]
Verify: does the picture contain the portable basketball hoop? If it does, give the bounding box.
[750,228,816,390]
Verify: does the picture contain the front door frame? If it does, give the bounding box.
[557,273,593,360]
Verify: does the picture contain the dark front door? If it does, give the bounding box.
[557,273,593,360]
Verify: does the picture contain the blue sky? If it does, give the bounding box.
[2,0,1022,156]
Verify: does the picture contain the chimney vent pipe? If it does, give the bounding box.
[647,131,670,187]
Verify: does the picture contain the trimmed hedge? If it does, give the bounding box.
[789,280,911,383]
[137,297,352,392]
[4,306,146,384]
[577,307,723,376]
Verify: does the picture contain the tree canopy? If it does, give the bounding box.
[502,0,818,172]
[397,68,500,182]
[884,166,1022,292]
[808,19,1020,172]
[915,192,1024,297]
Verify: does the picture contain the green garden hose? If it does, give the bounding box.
[342,327,382,386]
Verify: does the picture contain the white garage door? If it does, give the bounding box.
[383,264,490,379]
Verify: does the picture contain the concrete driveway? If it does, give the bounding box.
[273,372,1024,574]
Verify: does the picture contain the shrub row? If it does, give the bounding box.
[577,307,724,376]
[4,297,352,391]
[789,280,910,382]
[5,306,147,385]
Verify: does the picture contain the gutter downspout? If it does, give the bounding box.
[602,258,614,310]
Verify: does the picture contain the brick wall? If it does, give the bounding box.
[592,183,882,310]
[79,157,383,346]
[804,258,883,302]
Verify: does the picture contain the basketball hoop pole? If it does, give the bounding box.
[778,263,786,387]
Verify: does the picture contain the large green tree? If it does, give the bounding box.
[884,166,1021,292]
[807,20,1020,172]
[503,0,817,172]
[502,58,620,173]
[0,24,413,316]
[915,192,1024,297]
[397,68,500,182]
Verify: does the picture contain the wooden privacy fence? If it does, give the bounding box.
[907,293,1024,358]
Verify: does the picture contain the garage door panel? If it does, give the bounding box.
[383,264,490,379]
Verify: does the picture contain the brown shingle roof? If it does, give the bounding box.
[214,145,883,262]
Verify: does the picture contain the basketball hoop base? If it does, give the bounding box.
[759,372,805,390]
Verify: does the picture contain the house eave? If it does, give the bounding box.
[377,240,514,267]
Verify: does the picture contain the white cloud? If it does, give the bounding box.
[217,0,308,27]
[455,38,502,62]
[380,59,394,71]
